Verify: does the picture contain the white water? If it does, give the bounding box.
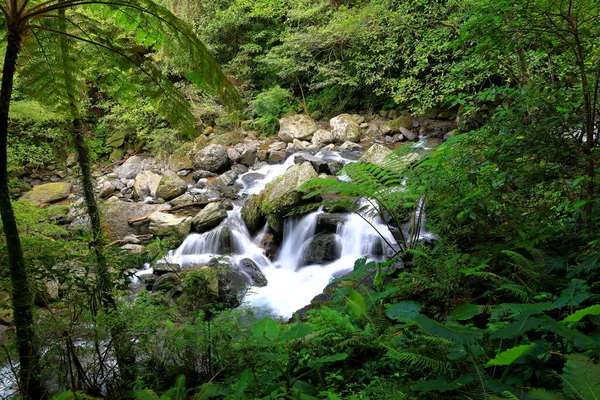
[152,150,430,319]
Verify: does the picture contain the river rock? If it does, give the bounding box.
[193,144,230,173]
[213,170,238,187]
[259,232,279,260]
[399,126,418,142]
[278,114,318,143]
[260,162,318,234]
[268,150,286,164]
[338,141,364,152]
[99,182,115,199]
[115,155,143,179]
[20,182,72,205]
[149,212,192,239]
[102,200,170,240]
[227,148,241,164]
[330,114,361,143]
[168,192,195,207]
[241,194,266,234]
[231,164,249,175]
[152,272,180,292]
[239,146,258,167]
[380,116,412,135]
[316,213,346,234]
[311,129,334,146]
[302,233,340,265]
[192,202,228,232]
[133,170,161,200]
[192,169,217,182]
[238,258,268,287]
[156,171,188,201]
[358,144,392,168]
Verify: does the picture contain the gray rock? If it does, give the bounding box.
[156,171,188,201]
[121,244,145,254]
[311,129,334,146]
[268,150,286,164]
[213,170,238,187]
[358,144,392,168]
[278,114,318,143]
[169,192,195,207]
[192,202,228,232]
[302,234,340,265]
[193,144,230,173]
[149,212,192,239]
[399,126,418,142]
[338,141,364,152]
[102,200,170,240]
[133,170,161,200]
[380,116,412,135]
[231,164,249,175]
[227,148,241,164]
[192,169,217,181]
[122,234,141,244]
[238,258,268,287]
[114,155,143,179]
[152,263,179,276]
[316,213,346,234]
[239,146,258,167]
[330,114,361,143]
[112,180,125,191]
[99,182,115,198]
[152,272,180,292]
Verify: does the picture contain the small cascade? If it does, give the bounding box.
[274,210,322,271]
[166,225,229,266]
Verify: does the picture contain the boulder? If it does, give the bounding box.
[133,170,161,200]
[241,194,266,234]
[338,141,364,152]
[192,144,230,173]
[358,144,392,168]
[239,146,258,167]
[399,126,418,142]
[168,148,194,172]
[102,200,170,240]
[149,212,192,239]
[330,114,361,143]
[302,234,340,265]
[380,116,412,135]
[278,115,318,143]
[268,150,286,164]
[260,162,318,234]
[316,213,346,234]
[114,155,143,179]
[259,232,279,260]
[192,202,228,232]
[238,258,268,287]
[20,182,72,205]
[227,148,241,164]
[99,182,116,199]
[192,169,217,182]
[213,170,238,187]
[169,192,195,207]
[156,171,188,201]
[311,129,334,146]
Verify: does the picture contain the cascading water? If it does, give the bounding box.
[150,150,431,319]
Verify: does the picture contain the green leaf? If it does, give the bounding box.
[485,343,536,367]
[280,323,313,341]
[553,279,591,308]
[529,389,569,400]
[346,289,367,320]
[234,369,251,397]
[252,317,281,341]
[450,304,481,321]
[386,301,422,321]
[415,315,481,344]
[562,305,600,323]
[562,355,600,400]
[312,353,348,364]
[411,375,473,392]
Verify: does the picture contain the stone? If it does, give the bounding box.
[443,130,456,141]
[360,123,369,129]
[259,232,279,260]
[192,202,228,232]
[292,139,310,150]
[338,141,364,152]
[311,129,334,146]
[156,171,188,201]
[112,180,125,191]
[152,272,181,292]
[316,213,346,234]
[122,234,141,244]
[213,171,238,187]
[20,182,72,205]
[149,212,192,239]
[231,164,249,175]
[238,258,268,287]
[192,169,217,181]
[352,114,366,125]
[168,148,194,172]
[380,116,412,135]
[278,114,318,143]
[399,126,419,142]
[241,195,266,234]
[133,170,161,200]
[268,150,286,164]
[302,234,340,265]
[169,192,195,207]
[330,114,361,143]
[192,144,230,173]
[358,144,392,168]
[121,244,145,254]
[423,138,444,149]
[239,146,258,167]
[114,155,143,179]
[227,148,241,164]
[260,162,318,234]
[102,200,170,240]
[99,182,115,198]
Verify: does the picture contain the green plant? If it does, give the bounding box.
[250,86,295,135]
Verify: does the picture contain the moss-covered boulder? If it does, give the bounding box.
[156,171,188,201]
[259,162,318,235]
[20,182,72,205]
[380,116,412,135]
[241,194,266,234]
[149,211,192,239]
[192,202,228,232]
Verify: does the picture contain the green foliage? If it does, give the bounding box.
[249,86,295,135]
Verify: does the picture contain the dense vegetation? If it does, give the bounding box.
[1,0,599,399]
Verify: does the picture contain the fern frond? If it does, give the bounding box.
[384,346,453,373]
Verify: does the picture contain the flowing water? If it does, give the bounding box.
[155,150,428,319]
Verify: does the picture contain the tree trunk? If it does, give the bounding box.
[57,10,136,388]
[0,31,46,400]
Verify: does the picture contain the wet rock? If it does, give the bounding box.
[227,148,241,164]
[241,195,266,234]
[20,182,72,205]
[380,116,412,135]
[259,232,279,260]
[268,150,286,164]
[330,114,361,143]
[193,144,230,173]
[316,213,346,234]
[399,126,418,142]
[149,212,192,239]
[192,169,217,182]
[213,170,238,187]
[231,164,249,175]
[99,182,115,198]
[240,146,258,167]
[302,234,340,265]
[133,170,161,200]
[192,202,227,232]
[338,141,363,152]
[102,200,170,240]
[115,155,143,179]
[278,114,318,143]
[238,258,268,287]
[156,171,188,201]
[169,192,195,207]
[152,263,179,276]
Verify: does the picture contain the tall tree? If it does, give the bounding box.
[0,0,240,397]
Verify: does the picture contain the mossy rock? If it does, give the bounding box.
[20,182,72,205]
[241,194,266,234]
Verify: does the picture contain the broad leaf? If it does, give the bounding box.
[386,301,422,321]
[562,355,600,400]
[485,343,536,367]
[252,317,280,341]
[562,305,600,323]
